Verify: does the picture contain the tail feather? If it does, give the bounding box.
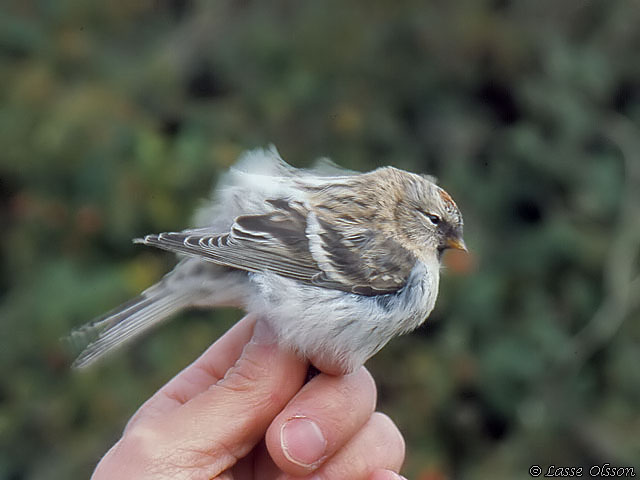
[69,289,195,369]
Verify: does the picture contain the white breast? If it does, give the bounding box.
[247,258,440,373]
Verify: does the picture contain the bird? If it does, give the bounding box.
[69,146,466,374]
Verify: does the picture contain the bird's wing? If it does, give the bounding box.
[137,198,416,296]
[137,199,322,282]
[306,215,416,295]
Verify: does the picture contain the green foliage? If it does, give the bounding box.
[2,1,639,478]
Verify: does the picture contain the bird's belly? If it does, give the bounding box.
[246,261,439,373]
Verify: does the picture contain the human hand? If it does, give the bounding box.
[91,315,406,479]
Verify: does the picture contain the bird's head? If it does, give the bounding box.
[393,173,466,260]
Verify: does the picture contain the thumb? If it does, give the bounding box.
[172,320,307,470]
[115,320,308,479]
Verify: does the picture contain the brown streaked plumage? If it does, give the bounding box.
[68,146,466,373]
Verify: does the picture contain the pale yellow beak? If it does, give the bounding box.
[446,236,468,252]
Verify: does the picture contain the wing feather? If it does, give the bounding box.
[136,194,416,296]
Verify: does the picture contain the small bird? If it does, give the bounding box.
[70,146,466,374]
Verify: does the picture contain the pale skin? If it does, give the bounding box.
[91,315,407,479]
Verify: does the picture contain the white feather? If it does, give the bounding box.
[247,258,440,373]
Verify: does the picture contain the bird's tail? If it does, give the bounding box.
[67,284,197,369]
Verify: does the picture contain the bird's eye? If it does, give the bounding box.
[427,214,441,225]
[418,210,441,225]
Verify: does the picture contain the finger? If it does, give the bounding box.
[310,412,405,480]
[113,320,308,479]
[265,367,377,476]
[369,469,408,480]
[126,314,257,428]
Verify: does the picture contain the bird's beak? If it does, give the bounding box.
[446,236,468,252]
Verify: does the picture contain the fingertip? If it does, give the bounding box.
[265,367,379,476]
[358,366,378,412]
[280,416,327,468]
[372,412,406,464]
[249,318,278,345]
[369,469,408,480]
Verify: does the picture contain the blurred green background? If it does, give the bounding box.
[2,1,639,479]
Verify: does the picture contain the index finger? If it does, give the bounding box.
[126,314,257,429]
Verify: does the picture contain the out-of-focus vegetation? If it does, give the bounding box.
[2,1,639,478]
